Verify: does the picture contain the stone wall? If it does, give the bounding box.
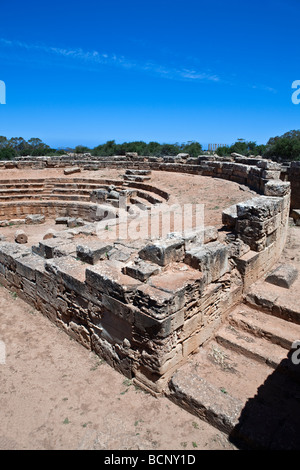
[0,154,292,394]
[287,161,300,210]
[3,153,298,207]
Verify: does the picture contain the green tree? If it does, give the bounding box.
[0,147,18,160]
[74,145,91,154]
[264,130,300,161]
[181,141,202,158]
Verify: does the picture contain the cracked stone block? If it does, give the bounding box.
[25,214,45,225]
[108,190,120,200]
[76,241,113,264]
[85,260,141,303]
[138,238,185,266]
[125,169,151,176]
[122,260,161,281]
[64,166,81,175]
[266,264,298,289]
[236,196,283,221]
[222,205,238,228]
[37,238,76,259]
[167,226,218,250]
[133,284,183,319]
[90,189,108,203]
[184,241,229,284]
[123,175,151,182]
[264,180,290,197]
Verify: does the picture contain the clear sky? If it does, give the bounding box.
[0,0,299,149]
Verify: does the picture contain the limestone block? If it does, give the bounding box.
[138,238,185,266]
[177,153,189,159]
[222,205,238,228]
[25,214,45,225]
[261,170,281,180]
[226,239,250,259]
[85,260,141,303]
[264,180,290,197]
[38,238,73,258]
[148,267,204,306]
[125,152,138,158]
[133,284,184,319]
[64,166,81,175]
[76,241,113,264]
[67,217,78,228]
[123,175,151,182]
[90,189,108,203]
[184,241,229,284]
[236,196,283,221]
[101,293,135,323]
[134,308,185,339]
[167,226,218,250]
[122,259,160,281]
[266,264,298,288]
[15,253,45,281]
[52,242,77,258]
[125,169,151,176]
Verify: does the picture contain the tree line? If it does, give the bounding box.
[0,130,299,161]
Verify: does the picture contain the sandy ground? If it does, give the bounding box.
[0,167,253,451]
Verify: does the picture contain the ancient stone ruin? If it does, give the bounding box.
[0,151,299,449]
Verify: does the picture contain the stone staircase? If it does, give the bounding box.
[167,249,300,449]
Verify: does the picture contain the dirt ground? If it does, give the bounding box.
[0,167,253,451]
[0,286,236,451]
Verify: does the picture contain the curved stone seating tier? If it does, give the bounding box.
[0,177,169,222]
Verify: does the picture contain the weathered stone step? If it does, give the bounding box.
[168,338,300,449]
[129,196,151,210]
[215,324,288,368]
[168,368,244,434]
[245,277,300,325]
[227,304,300,350]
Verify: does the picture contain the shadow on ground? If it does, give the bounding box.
[229,350,300,450]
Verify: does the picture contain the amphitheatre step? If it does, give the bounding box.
[42,194,91,201]
[168,367,244,435]
[129,196,151,210]
[0,183,44,190]
[227,304,300,350]
[245,277,300,325]
[0,188,44,195]
[215,323,288,369]
[167,337,300,449]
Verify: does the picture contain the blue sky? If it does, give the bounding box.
[0,0,299,149]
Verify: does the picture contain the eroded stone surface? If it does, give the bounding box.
[266,263,298,288]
